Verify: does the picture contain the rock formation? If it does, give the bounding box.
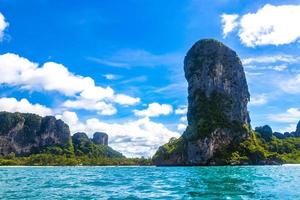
[0,112,70,156]
[255,125,273,141]
[72,132,123,158]
[295,121,300,137]
[0,111,123,159]
[72,132,90,147]
[153,39,251,165]
[92,132,108,145]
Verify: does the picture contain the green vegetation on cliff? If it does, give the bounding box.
[154,129,300,165]
[0,111,151,166]
[185,90,246,140]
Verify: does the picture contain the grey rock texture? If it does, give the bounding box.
[154,39,251,165]
[72,132,90,146]
[0,112,70,156]
[295,121,300,137]
[92,132,108,145]
[184,39,250,127]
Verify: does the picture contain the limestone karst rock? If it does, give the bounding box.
[0,112,70,156]
[72,132,123,158]
[153,39,251,165]
[92,132,108,145]
[295,121,300,137]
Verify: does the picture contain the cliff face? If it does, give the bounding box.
[0,112,70,156]
[92,132,108,145]
[153,39,251,165]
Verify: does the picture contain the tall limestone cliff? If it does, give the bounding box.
[92,132,108,145]
[153,39,251,165]
[0,112,71,156]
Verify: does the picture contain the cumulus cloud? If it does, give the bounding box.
[114,94,140,106]
[221,14,239,37]
[57,111,180,157]
[0,12,8,41]
[63,99,117,115]
[133,103,173,118]
[269,108,300,123]
[0,53,140,114]
[222,4,300,47]
[0,97,52,116]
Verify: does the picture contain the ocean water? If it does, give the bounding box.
[0,165,300,200]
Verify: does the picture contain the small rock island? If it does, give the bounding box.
[153,39,300,166]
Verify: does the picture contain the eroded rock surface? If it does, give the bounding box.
[153,39,251,165]
[92,132,108,145]
[0,112,70,156]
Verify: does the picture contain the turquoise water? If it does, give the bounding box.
[0,165,300,199]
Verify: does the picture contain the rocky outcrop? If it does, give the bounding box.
[295,121,300,137]
[255,125,273,141]
[92,132,108,145]
[153,39,251,165]
[0,112,70,156]
[72,132,123,158]
[72,132,90,147]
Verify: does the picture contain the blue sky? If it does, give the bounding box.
[1,0,300,157]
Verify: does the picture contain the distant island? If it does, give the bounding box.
[0,111,150,166]
[1,39,300,166]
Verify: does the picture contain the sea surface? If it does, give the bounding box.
[0,165,300,200]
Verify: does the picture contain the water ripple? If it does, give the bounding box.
[0,165,300,199]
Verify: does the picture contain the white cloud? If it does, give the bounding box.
[103,74,120,80]
[180,116,187,123]
[57,111,180,157]
[177,123,187,131]
[279,74,300,94]
[63,99,117,115]
[0,53,140,114]
[56,111,86,131]
[56,111,78,126]
[0,53,96,95]
[249,94,268,106]
[114,94,140,106]
[134,103,173,117]
[242,55,299,65]
[175,105,187,115]
[0,12,8,41]
[272,65,288,71]
[269,108,300,123]
[79,86,114,101]
[0,97,52,116]
[223,4,300,47]
[221,14,239,37]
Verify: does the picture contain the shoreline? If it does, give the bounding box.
[1,164,300,167]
